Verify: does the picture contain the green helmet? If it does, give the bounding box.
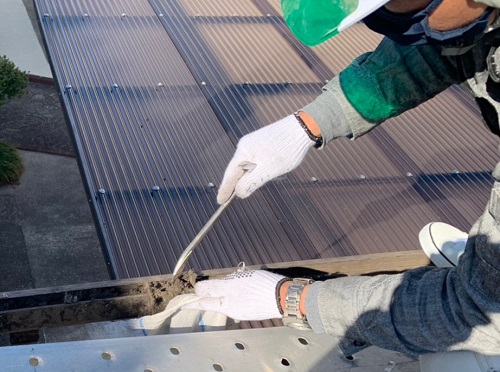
[281,0,389,46]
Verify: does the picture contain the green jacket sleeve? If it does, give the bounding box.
[303,37,467,142]
[340,38,462,123]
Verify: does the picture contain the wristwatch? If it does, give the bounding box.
[282,278,314,330]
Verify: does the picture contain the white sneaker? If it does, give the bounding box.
[418,222,468,267]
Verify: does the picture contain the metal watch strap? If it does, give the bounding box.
[282,278,314,330]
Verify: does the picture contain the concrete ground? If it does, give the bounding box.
[0,150,109,290]
[0,0,110,292]
[0,1,421,370]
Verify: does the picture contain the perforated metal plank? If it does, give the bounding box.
[34,0,498,279]
[0,327,354,371]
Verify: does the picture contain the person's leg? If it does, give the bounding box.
[418,159,500,371]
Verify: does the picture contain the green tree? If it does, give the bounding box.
[0,55,28,185]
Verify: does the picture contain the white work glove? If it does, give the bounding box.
[217,115,315,204]
[183,269,287,321]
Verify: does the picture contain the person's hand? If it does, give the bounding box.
[183,269,287,321]
[217,115,315,204]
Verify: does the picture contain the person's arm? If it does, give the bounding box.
[217,38,467,203]
[304,246,500,357]
[184,233,500,357]
[222,40,448,199]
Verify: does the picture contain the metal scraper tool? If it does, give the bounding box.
[171,162,255,278]
[172,192,236,277]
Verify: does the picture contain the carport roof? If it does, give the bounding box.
[34,0,498,279]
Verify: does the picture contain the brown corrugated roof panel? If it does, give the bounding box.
[34,0,499,279]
